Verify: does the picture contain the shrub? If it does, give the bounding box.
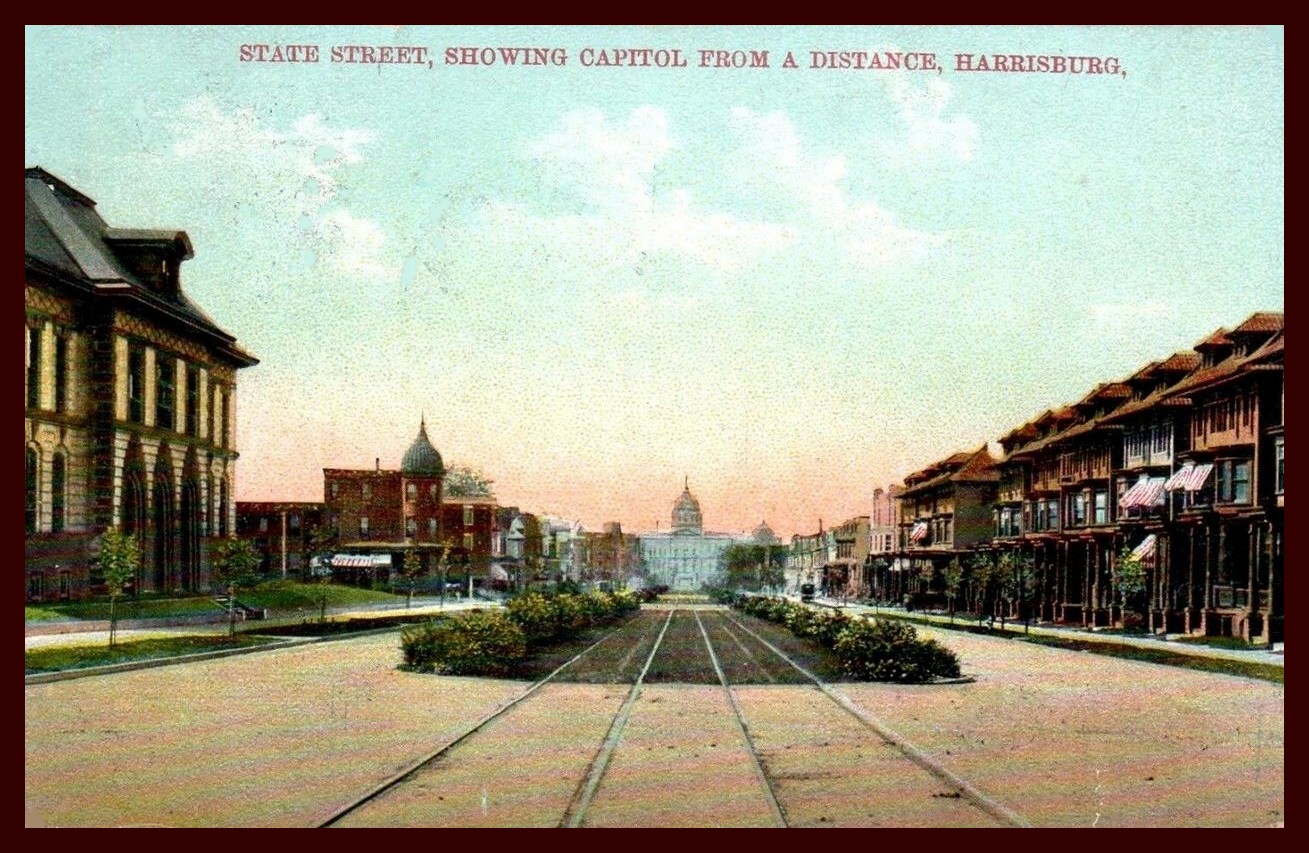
[552,594,591,637]
[506,592,559,645]
[833,618,961,683]
[401,611,527,676]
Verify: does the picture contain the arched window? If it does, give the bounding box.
[26,447,39,533]
[407,483,417,499]
[51,453,66,533]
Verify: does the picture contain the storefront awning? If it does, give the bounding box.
[909,521,928,542]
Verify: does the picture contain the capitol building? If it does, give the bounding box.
[638,480,738,591]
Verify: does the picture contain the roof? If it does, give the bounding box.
[401,420,445,476]
[1194,328,1233,350]
[1230,311,1284,336]
[900,446,998,497]
[24,167,257,367]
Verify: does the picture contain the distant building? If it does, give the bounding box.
[638,480,736,590]
[235,501,326,578]
[321,420,496,583]
[25,167,258,601]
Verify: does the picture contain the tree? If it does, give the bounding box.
[718,544,785,592]
[1115,546,1148,628]
[965,553,997,621]
[211,538,261,637]
[444,465,494,498]
[304,523,337,622]
[942,557,964,621]
[97,527,140,649]
[402,547,422,610]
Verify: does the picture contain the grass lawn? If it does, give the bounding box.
[1172,634,1273,651]
[25,635,279,674]
[24,597,224,622]
[236,580,403,612]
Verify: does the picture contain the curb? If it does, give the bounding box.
[24,624,412,686]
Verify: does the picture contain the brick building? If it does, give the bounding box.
[321,421,496,583]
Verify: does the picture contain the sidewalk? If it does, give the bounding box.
[808,597,1285,668]
[25,596,497,651]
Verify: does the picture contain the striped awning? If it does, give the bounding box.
[1121,476,1167,509]
[332,554,376,569]
[1164,463,1214,492]
[909,522,929,542]
[1130,534,1157,560]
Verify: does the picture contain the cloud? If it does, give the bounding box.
[499,106,796,276]
[882,75,979,164]
[169,96,393,278]
[728,107,948,265]
[879,72,984,164]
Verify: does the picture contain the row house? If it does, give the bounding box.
[828,516,870,598]
[892,446,999,604]
[787,528,827,594]
[25,167,258,601]
[981,311,1283,643]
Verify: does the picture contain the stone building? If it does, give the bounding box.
[638,480,736,591]
[25,167,258,601]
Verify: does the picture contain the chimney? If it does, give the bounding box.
[375,457,380,472]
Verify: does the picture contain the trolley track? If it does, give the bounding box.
[320,605,1029,828]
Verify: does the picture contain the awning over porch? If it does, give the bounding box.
[1121,476,1167,509]
[1130,534,1157,560]
[331,553,392,569]
[1164,463,1213,492]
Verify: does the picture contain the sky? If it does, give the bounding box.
[25,26,1284,538]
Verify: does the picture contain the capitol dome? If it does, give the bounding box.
[401,420,445,476]
[751,521,778,545]
[671,478,703,535]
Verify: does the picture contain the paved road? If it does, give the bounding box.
[25,607,1283,827]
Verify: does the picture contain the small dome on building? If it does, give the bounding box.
[401,420,445,476]
[751,520,778,545]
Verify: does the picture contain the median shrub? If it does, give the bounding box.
[733,595,962,684]
[401,610,527,676]
[833,618,961,683]
[506,592,559,645]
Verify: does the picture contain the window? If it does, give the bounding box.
[210,384,223,445]
[259,517,269,533]
[1070,493,1087,526]
[362,483,371,500]
[290,514,301,533]
[1275,439,1284,494]
[407,483,417,499]
[1093,490,1108,525]
[27,325,42,409]
[359,516,370,538]
[463,532,474,552]
[51,453,66,533]
[428,518,437,538]
[1216,459,1251,504]
[430,484,438,500]
[329,482,339,499]
[463,504,474,527]
[185,364,200,436]
[26,448,39,533]
[54,334,68,413]
[406,517,417,537]
[156,355,175,430]
[128,345,146,423]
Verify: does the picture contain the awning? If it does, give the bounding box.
[332,554,377,569]
[1165,463,1214,493]
[1121,476,1167,509]
[909,522,928,542]
[489,563,511,581]
[1130,534,1157,560]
